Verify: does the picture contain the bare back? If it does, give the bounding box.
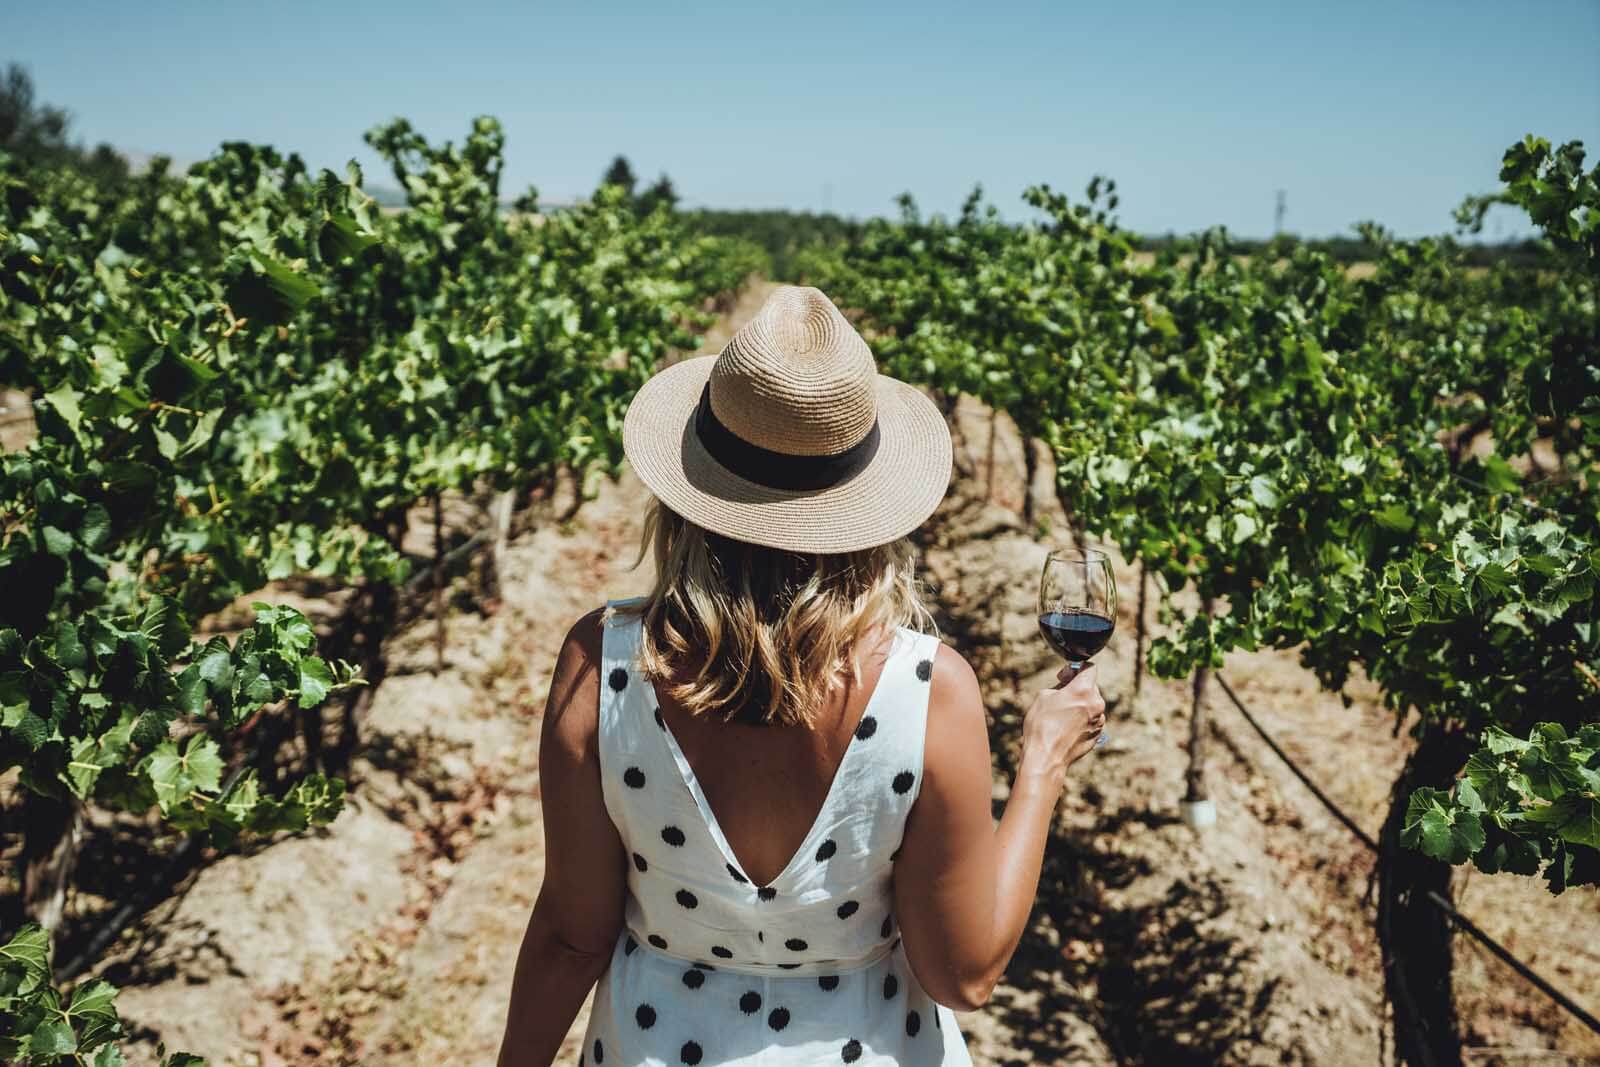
[652,624,901,888]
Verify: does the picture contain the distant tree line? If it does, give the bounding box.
[680,208,865,280]
[1130,230,1549,269]
[0,64,1544,275]
[675,206,1545,281]
[0,62,129,185]
[600,154,679,214]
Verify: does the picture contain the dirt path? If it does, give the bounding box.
[100,285,1600,1066]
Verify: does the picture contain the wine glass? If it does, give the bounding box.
[1038,547,1118,749]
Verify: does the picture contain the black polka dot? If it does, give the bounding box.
[906,1010,921,1037]
[711,945,733,959]
[681,1041,703,1066]
[727,863,748,884]
[757,931,764,942]
[682,969,705,990]
[768,1007,791,1031]
[594,1038,604,1064]
[609,668,629,691]
[837,900,859,919]
[855,716,878,740]
[625,935,638,955]
[662,826,686,847]
[778,963,800,969]
[880,916,893,938]
[740,990,762,1014]
[816,839,837,862]
[757,886,777,901]
[916,658,933,682]
[842,1039,863,1063]
[637,1003,657,1029]
[633,852,649,873]
[624,766,646,788]
[892,771,915,794]
[649,934,669,950]
[785,937,808,951]
[819,975,840,991]
[655,708,665,728]
[676,889,698,908]
[883,973,899,999]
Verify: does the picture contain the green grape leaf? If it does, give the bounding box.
[1402,787,1486,864]
[67,979,124,1049]
[26,1017,78,1056]
[93,1043,129,1066]
[296,655,333,709]
[0,925,51,996]
[45,381,84,434]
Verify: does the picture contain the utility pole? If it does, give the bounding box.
[1274,189,1286,236]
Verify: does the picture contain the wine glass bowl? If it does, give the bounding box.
[1038,547,1117,749]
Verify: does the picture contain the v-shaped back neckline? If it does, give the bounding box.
[639,620,911,893]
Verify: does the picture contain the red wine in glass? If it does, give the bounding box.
[1038,548,1117,749]
[1039,609,1115,662]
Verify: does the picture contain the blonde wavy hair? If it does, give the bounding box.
[615,498,939,728]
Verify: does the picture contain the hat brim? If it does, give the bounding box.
[623,354,953,553]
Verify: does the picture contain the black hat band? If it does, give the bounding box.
[692,380,881,492]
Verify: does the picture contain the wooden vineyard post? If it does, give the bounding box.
[16,795,84,935]
[488,488,515,606]
[1181,596,1216,829]
[1132,563,1149,712]
[433,491,446,674]
[985,409,998,503]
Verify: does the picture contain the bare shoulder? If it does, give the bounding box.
[924,641,987,755]
[927,640,982,710]
[568,606,606,660]
[541,607,608,751]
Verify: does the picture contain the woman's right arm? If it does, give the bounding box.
[892,644,1103,1011]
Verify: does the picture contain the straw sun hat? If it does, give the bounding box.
[622,285,953,554]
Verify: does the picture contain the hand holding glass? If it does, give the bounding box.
[1038,548,1117,749]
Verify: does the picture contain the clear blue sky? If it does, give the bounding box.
[7,1,1598,238]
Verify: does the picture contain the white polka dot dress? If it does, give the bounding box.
[580,597,973,1066]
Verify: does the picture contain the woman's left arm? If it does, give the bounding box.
[497,609,627,1067]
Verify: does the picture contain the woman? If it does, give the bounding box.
[497,286,1105,1066]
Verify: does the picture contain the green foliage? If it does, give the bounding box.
[1,112,747,985]
[1404,722,1600,891]
[683,208,858,280]
[801,142,1600,889]
[1,923,206,1065]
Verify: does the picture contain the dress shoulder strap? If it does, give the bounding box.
[598,596,649,732]
[796,624,943,822]
[867,626,943,804]
[596,597,653,833]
